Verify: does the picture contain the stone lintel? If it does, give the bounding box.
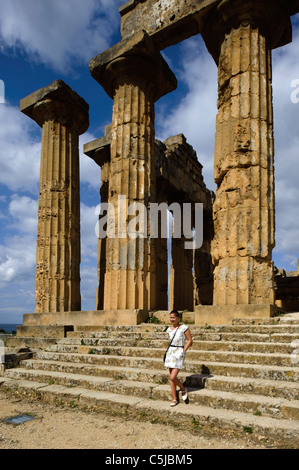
[22,309,149,327]
[89,30,177,100]
[20,79,89,134]
[120,0,220,49]
[194,304,281,325]
[119,0,297,54]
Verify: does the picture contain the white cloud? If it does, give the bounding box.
[0,195,99,312]
[0,104,41,194]
[79,133,102,191]
[0,194,37,285]
[272,24,299,268]
[8,194,38,234]
[0,108,100,314]
[0,0,124,72]
[156,35,218,191]
[80,201,99,259]
[0,234,36,284]
[0,102,102,194]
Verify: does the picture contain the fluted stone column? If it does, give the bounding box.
[21,80,89,313]
[202,0,292,307]
[89,32,176,310]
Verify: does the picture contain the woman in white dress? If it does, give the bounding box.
[165,309,193,406]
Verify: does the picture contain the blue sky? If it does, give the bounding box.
[0,1,298,324]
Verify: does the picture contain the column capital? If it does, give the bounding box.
[202,0,292,63]
[89,30,177,101]
[20,80,89,135]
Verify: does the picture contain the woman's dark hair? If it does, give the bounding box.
[170,309,180,317]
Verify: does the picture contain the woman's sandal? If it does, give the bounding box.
[182,389,188,401]
[170,400,178,407]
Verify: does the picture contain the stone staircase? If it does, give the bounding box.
[1,317,299,445]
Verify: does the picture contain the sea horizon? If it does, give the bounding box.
[0,323,19,333]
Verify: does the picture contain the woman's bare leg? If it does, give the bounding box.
[169,368,186,401]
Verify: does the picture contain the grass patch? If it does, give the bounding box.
[243,426,253,434]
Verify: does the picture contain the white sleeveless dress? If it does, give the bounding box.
[164,324,189,369]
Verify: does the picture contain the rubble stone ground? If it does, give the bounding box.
[0,390,283,449]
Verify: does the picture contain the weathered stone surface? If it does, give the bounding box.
[89,30,177,100]
[120,0,220,48]
[119,0,297,55]
[21,79,89,134]
[202,0,292,64]
[22,309,149,327]
[202,10,276,306]
[21,80,89,314]
[195,304,280,325]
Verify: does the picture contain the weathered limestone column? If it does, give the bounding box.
[169,231,194,312]
[202,0,291,306]
[89,32,176,310]
[21,80,89,313]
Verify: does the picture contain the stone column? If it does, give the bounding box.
[169,230,194,312]
[21,80,89,313]
[89,32,176,310]
[202,0,291,306]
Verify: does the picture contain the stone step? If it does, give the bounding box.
[6,361,299,401]
[52,338,294,355]
[34,346,298,368]
[1,376,298,444]
[202,374,299,401]
[18,354,299,383]
[3,337,58,349]
[216,324,299,334]
[4,367,299,421]
[213,333,299,344]
[232,317,299,326]
[68,323,299,335]
[67,329,299,344]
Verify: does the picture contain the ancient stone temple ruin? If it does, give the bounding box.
[19,0,299,330]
